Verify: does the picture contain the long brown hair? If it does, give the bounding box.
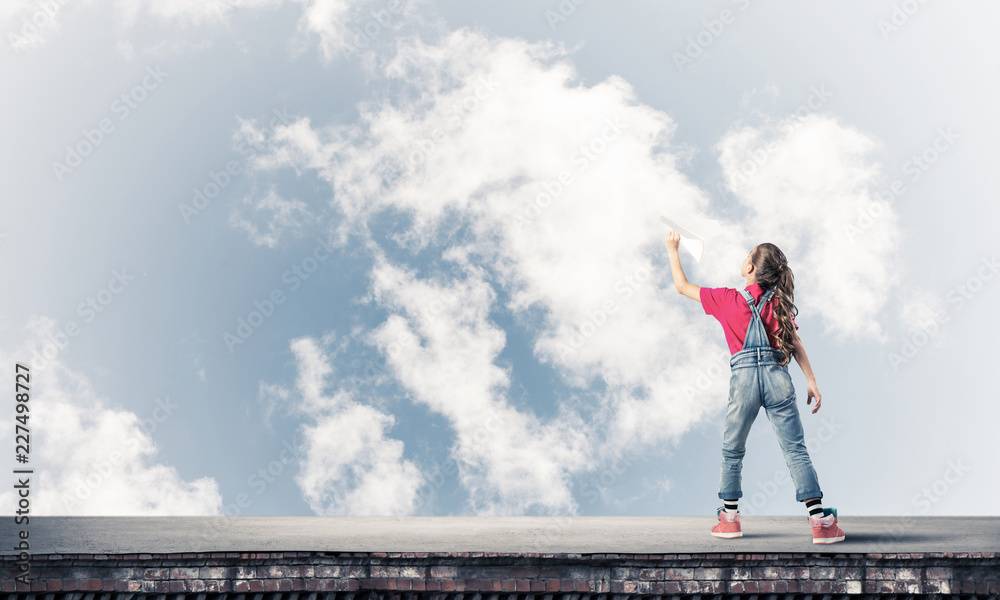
[751,243,798,366]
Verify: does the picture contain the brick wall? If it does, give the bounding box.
[1,551,998,598]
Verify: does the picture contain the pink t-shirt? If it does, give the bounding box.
[700,283,799,354]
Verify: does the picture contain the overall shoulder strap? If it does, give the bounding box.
[740,287,775,313]
[760,287,776,306]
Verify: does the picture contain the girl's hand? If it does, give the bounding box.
[664,231,681,252]
[806,381,822,413]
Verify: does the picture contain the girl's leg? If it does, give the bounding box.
[761,364,823,502]
[719,365,762,500]
[804,497,824,517]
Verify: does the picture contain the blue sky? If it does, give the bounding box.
[1,0,998,520]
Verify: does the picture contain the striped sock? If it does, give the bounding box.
[724,499,739,514]
[805,498,823,517]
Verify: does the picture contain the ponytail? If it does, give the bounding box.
[751,243,799,366]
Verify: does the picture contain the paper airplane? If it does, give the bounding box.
[660,214,722,262]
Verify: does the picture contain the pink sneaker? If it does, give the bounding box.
[809,507,845,544]
[711,507,742,538]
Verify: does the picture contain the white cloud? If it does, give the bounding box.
[238,29,901,512]
[257,381,288,432]
[364,253,592,514]
[0,317,222,515]
[893,288,953,351]
[716,113,903,342]
[3,0,72,52]
[4,0,396,59]
[898,290,947,333]
[241,29,738,465]
[266,336,424,515]
[116,39,134,61]
[290,0,353,61]
[738,81,782,111]
[229,187,314,248]
[290,0,423,63]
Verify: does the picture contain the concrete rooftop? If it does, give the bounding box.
[4,516,998,555]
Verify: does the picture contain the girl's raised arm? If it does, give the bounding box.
[664,232,701,302]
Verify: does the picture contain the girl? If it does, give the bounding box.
[664,231,844,544]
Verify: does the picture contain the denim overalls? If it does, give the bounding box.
[718,287,823,503]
